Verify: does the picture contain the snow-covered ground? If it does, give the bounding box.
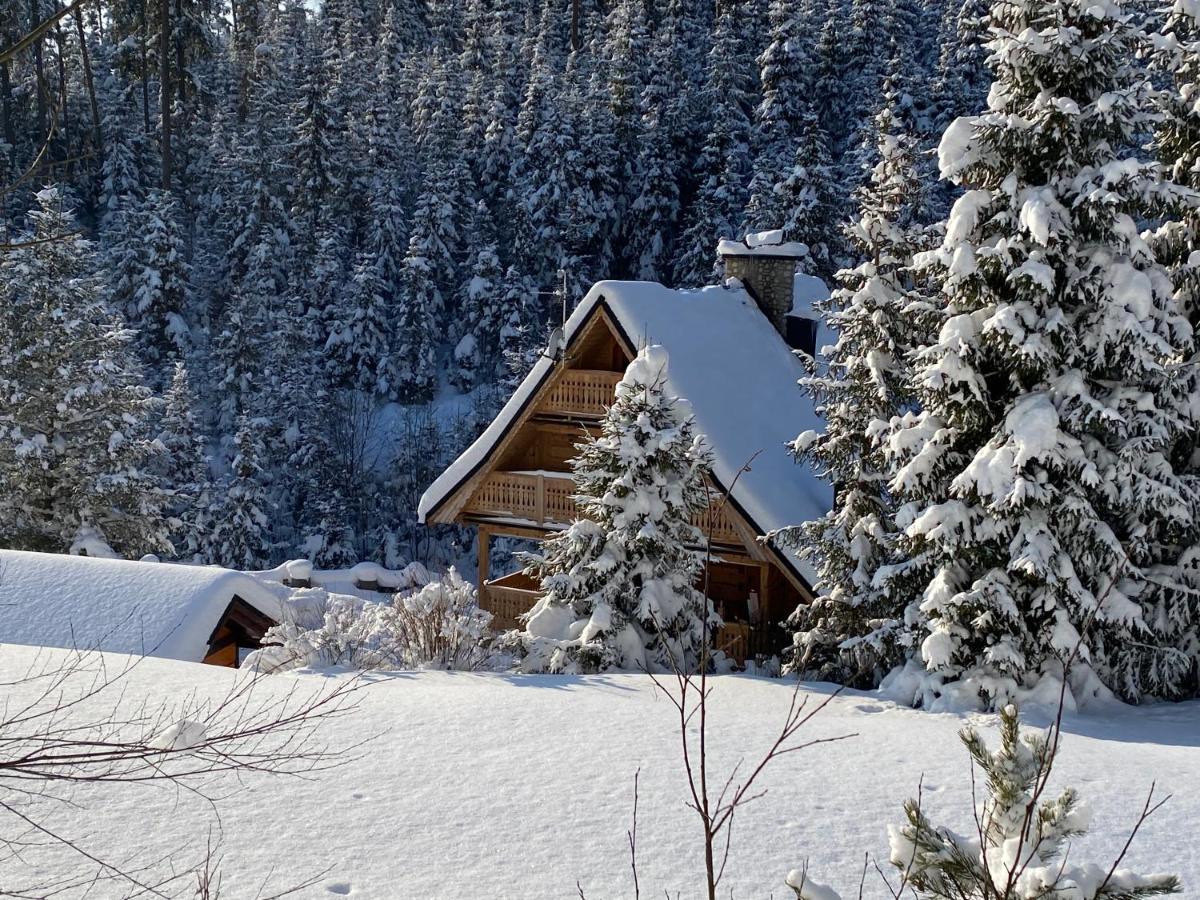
[2,643,1195,899]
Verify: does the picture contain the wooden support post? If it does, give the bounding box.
[535,475,546,525]
[477,526,491,596]
[757,562,771,626]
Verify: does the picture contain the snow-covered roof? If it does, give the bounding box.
[419,279,833,584]
[0,550,284,661]
[717,229,809,259]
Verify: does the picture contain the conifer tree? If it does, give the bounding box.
[623,19,685,281]
[337,90,408,400]
[202,415,274,569]
[290,30,342,250]
[393,244,440,403]
[775,103,841,276]
[512,12,577,290]
[881,0,1196,706]
[674,5,753,286]
[781,86,928,685]
[111,189,191,376]
[156,361,211,557]
[454,202,507,388]
[0,188,168,556]
[744,0,809,233]
[518,347,717,674]
[498,266,544,390]
[1146,0,1200,694]
[890,705,1180,898]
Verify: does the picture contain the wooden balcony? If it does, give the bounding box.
[481,570,541,630]
[479,571,777,664]
[465,471,744,545]
[538,369,623,419]
[467,471,578,527]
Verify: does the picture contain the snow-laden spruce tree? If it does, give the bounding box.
[744,0,809,234]
[0,187,169,557]
[453,201,507,388]
[780,80,930,687]
[517,346,718,674]
[673,3,754,287]
[881,0,1197,706]
[1148,0,1200,670]
[201,416,274,569]
[109,189,191,376]
[155,361,212,558]
[889,705,1180,898]
[775,102,842,277]
[393,243,440,403]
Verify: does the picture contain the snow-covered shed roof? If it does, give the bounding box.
[0,550,284,661]
[419,279,833,584]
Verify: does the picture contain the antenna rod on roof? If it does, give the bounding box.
[556,268,568,327]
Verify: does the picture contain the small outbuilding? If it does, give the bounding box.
[0,550,283,666]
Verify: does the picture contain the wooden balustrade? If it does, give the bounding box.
[481,571,541,630]
[481,570,775,665]
[539,369,623,418]
[466,470,744,545]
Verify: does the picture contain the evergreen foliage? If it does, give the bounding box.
[517,346,717,674]
[877,0,1197,706]
[0,188,168,557]
[889,705,1180,898]
[781,82,929,687]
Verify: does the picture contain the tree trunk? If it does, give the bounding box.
[158,0,170,189]
[72,3,101,158]
[30,0,47,143]
[0,59,14,154]
[570,0,581,51]
[139,0,150,133]
[53,23,71,173]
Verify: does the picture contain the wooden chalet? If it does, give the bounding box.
[419,234,833,664]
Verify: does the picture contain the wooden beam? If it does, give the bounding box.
[463,518,558,542]
[477,525,491,595]
[757,561,770,626]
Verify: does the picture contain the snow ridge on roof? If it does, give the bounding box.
[0,550,284,661]
[419,279,832,583]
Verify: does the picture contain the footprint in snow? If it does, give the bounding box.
[326,883,352,895]
[854,704,884,713]
[351,792,366,800]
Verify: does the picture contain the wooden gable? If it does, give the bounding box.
[424,301,812,600]
[202,596,278,668]
[423,306,628,526]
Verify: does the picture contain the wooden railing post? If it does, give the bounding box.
[535,474,546,525]
[477,525,491,595]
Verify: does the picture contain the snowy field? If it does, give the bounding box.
[2,643,1196,899]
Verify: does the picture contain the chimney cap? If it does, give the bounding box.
[717,229,808,260]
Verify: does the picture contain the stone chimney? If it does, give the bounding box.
[717,230,808,336]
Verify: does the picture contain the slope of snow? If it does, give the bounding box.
[3,644,1195,899]
[419,279,833,583]
[0,550,283,660]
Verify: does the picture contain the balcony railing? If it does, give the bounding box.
[480,572,776,665]
[465,471,744,545]
[539,369,623,419]
[481,571,541,630]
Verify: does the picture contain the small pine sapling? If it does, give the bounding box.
[887,706,1180,899]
